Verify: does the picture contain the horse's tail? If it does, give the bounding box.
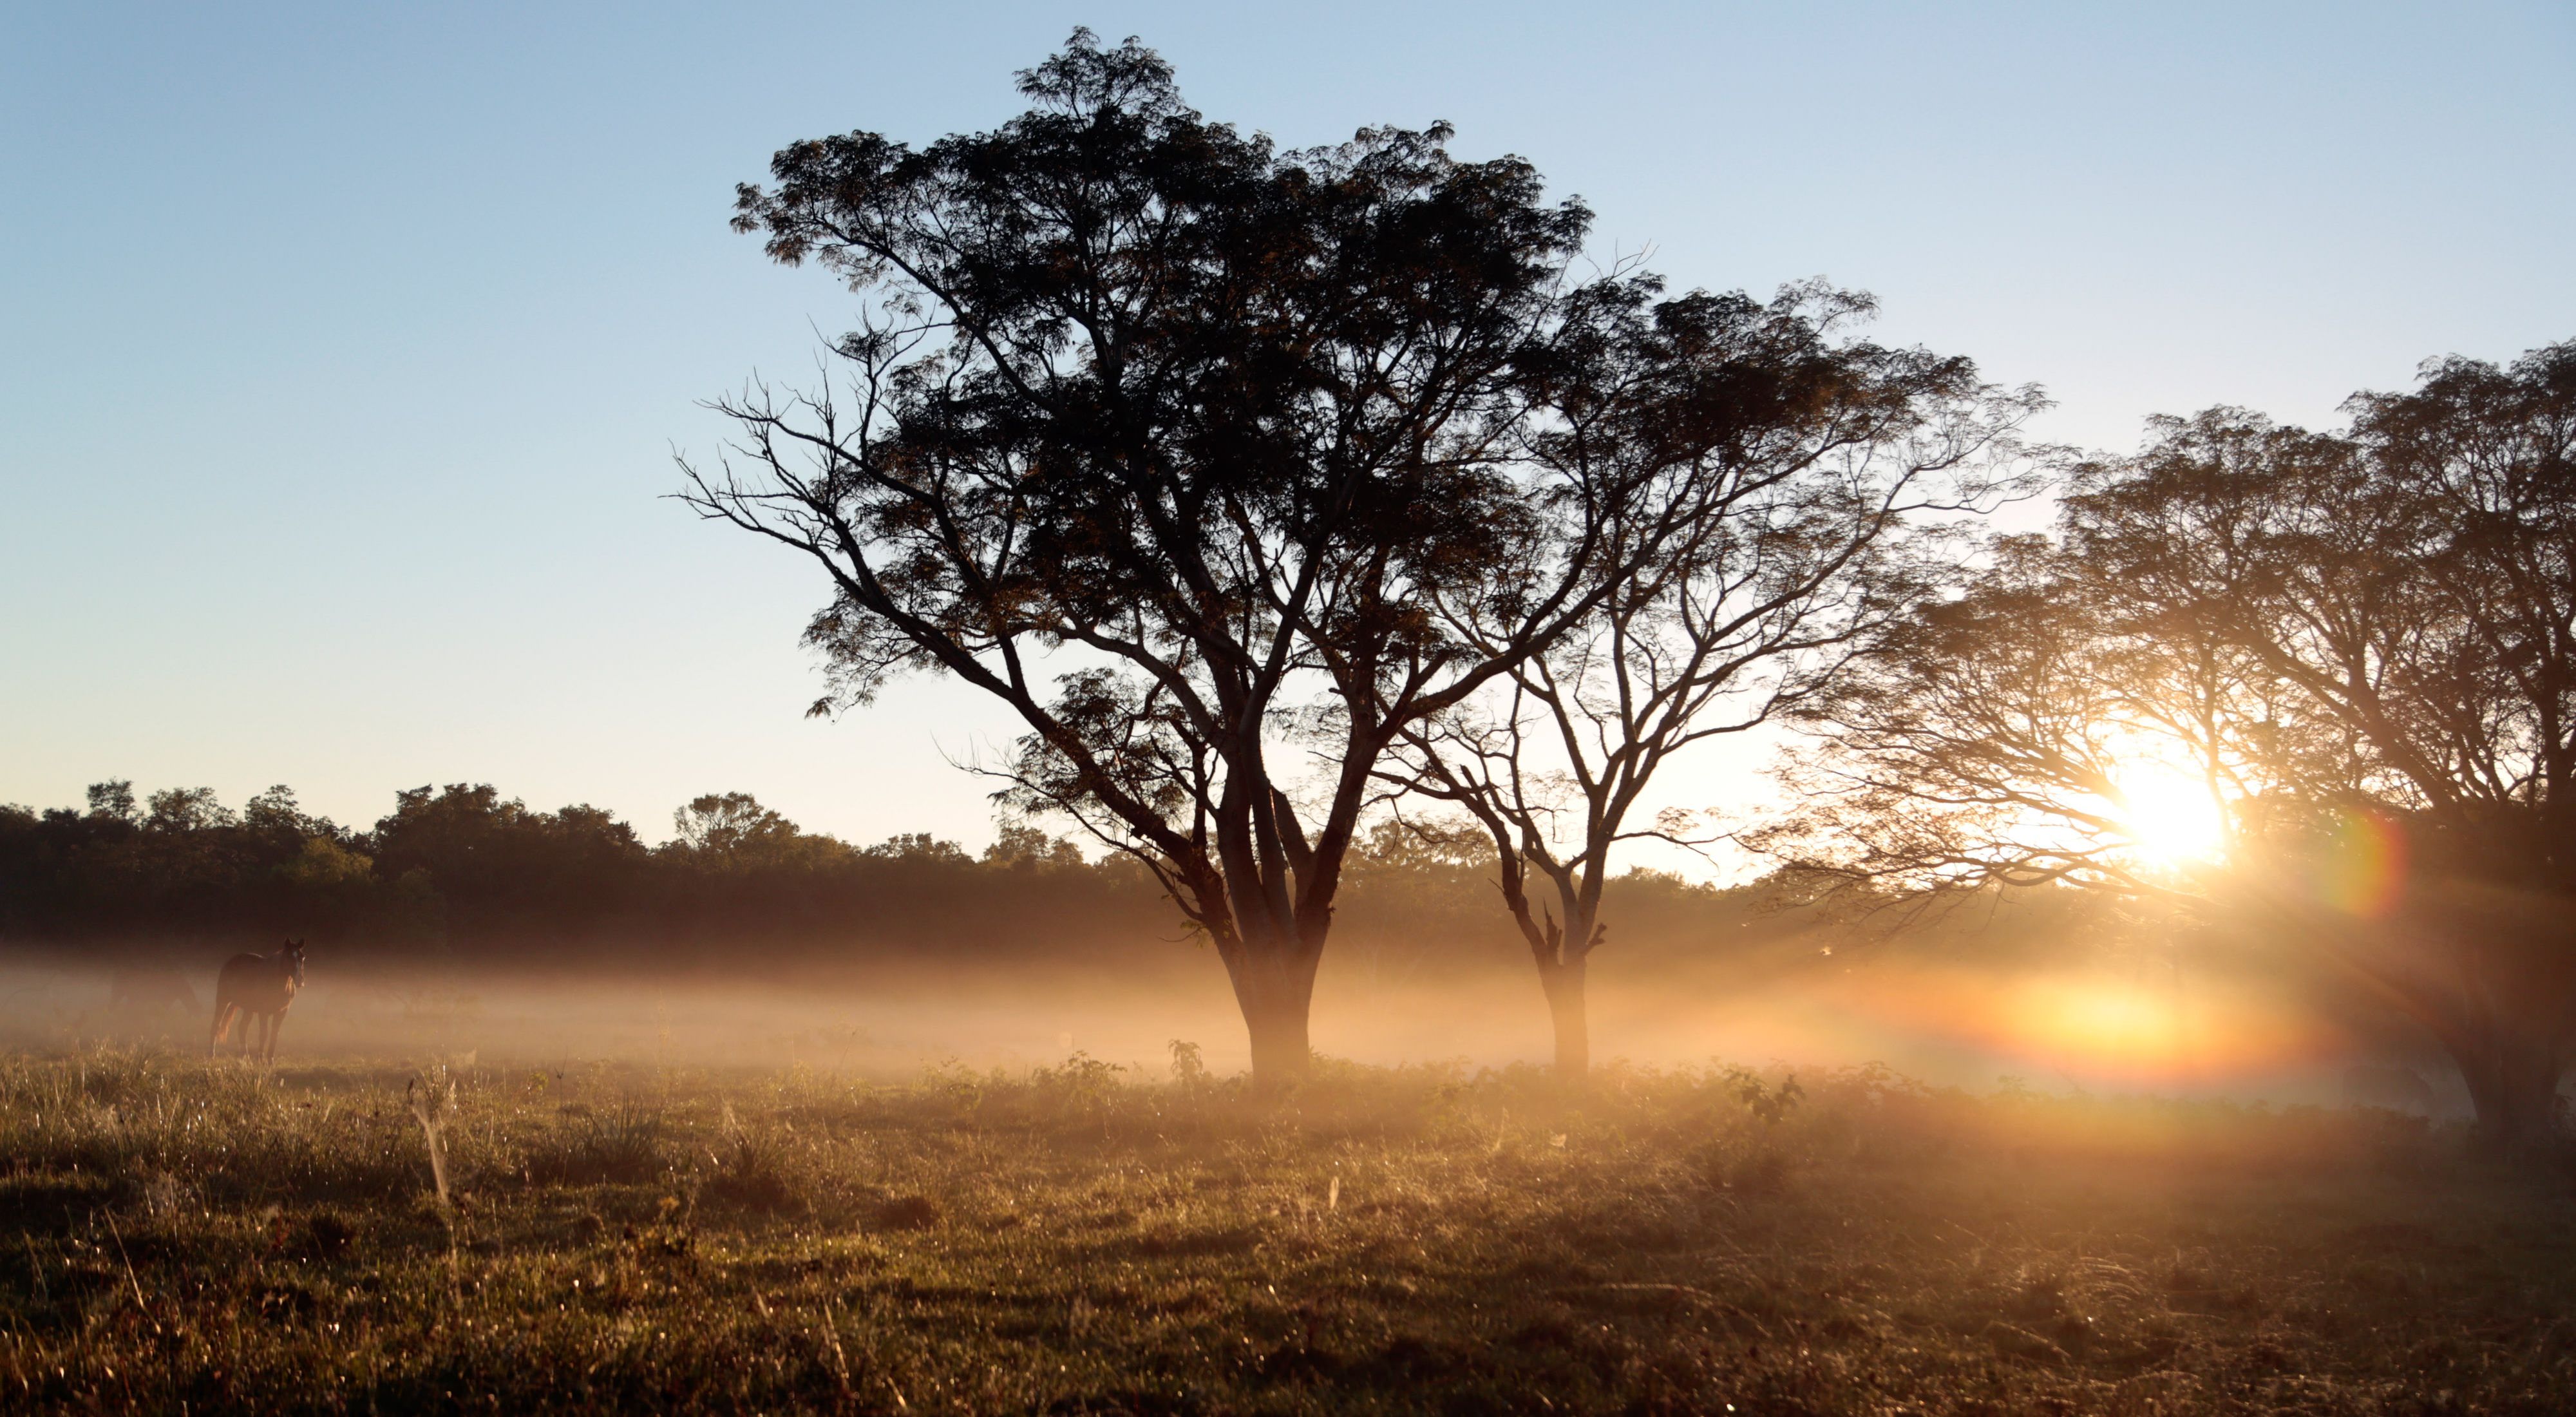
[207,982,236,1054]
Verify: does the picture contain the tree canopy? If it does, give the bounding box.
[1384,281,2041,1078]
[1761,340,2576,1143]
[686,31,1847,1079]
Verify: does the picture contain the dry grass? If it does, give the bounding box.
[0,1047,2570,1414]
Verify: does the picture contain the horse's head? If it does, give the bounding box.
[283,939,307,987]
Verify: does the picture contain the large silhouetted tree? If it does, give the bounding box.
[1385,284,2041,1079]
[683,33,1734,1081]
[1761,339,2576,1147]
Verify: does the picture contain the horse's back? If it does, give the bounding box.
[214,953,284,1010]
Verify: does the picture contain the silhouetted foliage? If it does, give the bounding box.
[683,32,1958,1081]
[1381,281,2044,1079]
[371,785,649,944]
[0,781,1771,983]
[0,785,379,946]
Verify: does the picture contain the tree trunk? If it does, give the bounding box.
[1541,956,1589,1083]
[2450,1027,2566,1156]
[1224,942,1321,1089]
[1243,994,1313,1086]
[2286,898,2571,1156]
[2424,927,2575,1156]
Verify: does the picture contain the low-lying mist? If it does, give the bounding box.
[1,937,2434,1114]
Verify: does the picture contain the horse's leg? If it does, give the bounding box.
[209,1002,234,1058]
[263,1012,281,1063]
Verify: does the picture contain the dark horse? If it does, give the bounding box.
[209,940,307,1061]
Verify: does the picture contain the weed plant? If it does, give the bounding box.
[0,1048,2570,1414]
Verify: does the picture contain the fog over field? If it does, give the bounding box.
[3,942,2434,1115]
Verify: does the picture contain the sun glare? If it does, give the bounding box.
[2114,765,2228,866]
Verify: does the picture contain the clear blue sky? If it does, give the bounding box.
[5,1,2570,849]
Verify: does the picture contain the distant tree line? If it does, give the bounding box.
[0,780,1772,975]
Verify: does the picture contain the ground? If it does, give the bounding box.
[1,1049,2570,1415]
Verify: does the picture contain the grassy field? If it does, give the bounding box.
[1,1047,2570,1415]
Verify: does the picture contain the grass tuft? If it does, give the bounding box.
[526,1101,667,1186]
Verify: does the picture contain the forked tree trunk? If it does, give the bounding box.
[1468,821,1604,1087]
[1526,899,1602,1086]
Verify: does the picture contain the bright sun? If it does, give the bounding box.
[2114,765,2228,865]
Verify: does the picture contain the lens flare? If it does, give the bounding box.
[1814,966,2329,1090]
[2311,808,2407,918]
